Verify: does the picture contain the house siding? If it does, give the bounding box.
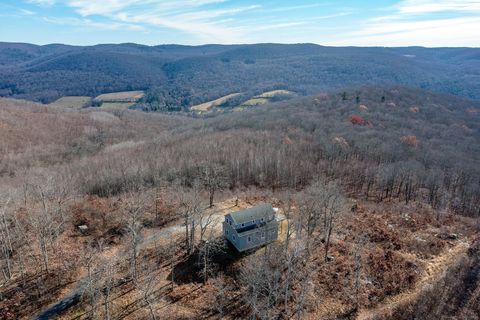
[223,211,278,252]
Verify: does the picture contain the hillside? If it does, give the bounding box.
[0,43,479,104]
[0,86,479,319]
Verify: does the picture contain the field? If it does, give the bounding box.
[190,93,241,111]
[241,97,269,106]
[98,102,136,110]
[257,89,294,98]
[241,90,295,107]
[48,96,91,109]
[95,90,144,102]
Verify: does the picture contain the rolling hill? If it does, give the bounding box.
[0,42,479,105]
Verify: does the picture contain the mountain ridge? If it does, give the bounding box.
[0,42,479,105]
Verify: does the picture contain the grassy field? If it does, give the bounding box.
[191,93,241,111]
[242,97,269,106]
[95,90,144,102]
[48,96,91,109]
[241,90,295,107]
[257,89,294,98]
[98,102,136,110]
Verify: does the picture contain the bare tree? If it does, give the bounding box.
[81,241,102,319]
[99,258,116,320]
[198,237,225,284]
[322,182,345,262]
[135,267,158,320]
[199,163,228,208]
[212,275,230,318]
[199,209,216,243]
[0,197,13,280]
[178,184,203,255]
[122,192,148,280]
[241,245,283,320]
[352,236,367,312]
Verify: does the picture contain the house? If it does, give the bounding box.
[223,203,279,252]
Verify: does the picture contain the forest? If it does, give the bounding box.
[0,42,480,105]
[0,85,479,319]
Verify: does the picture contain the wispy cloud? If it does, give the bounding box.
[27,0,256,42]
[43,16,144,31]
[21,0,480,46]
[396,0,480,14]
[20,8,36,16]
[27,0,55,6]
[328,0,480,46]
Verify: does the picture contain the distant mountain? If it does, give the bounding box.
[0,42,479,104]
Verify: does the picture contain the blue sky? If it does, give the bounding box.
[1,0,479,46]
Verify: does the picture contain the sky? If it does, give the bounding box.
[0,0,479,47]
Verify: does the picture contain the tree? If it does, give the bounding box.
[135,266,158,320]
[212,275,230,318]
[122,192,148,280]
[99,258,116,320]
[0,197,13,280]
[322,182,345,262]
[178,184,203,255]
[199,164,228,208]
[198,237,225,284]
[81,240,103,319]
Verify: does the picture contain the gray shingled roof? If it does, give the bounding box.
[229,203,275,225]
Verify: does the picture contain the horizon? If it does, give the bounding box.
[2,40,480,49]
[1,1,479,47]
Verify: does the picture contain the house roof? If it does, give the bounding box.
[228,203,275,225]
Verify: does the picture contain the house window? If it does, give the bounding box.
[232,235,236,242]
[261,232,265,238]
[248,236,251,242]
[225,230,229,235]
[241,223,245,227]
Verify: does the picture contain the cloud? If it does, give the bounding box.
[26,0,479,46]
[327,0,480,46]
[62,0,257,43]
[65,0,227,16]
[20,8,37,16]
[27,0,55,6]
[396,0,480,14]
[332,17,480,46]
[43,16,144,31]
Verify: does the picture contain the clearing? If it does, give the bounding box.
[95,90,144,102]
[190,93,241,111]
[242,90,294,107]
[98,102,136,110]
[257,89,294,98]
[48,96,91,109]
